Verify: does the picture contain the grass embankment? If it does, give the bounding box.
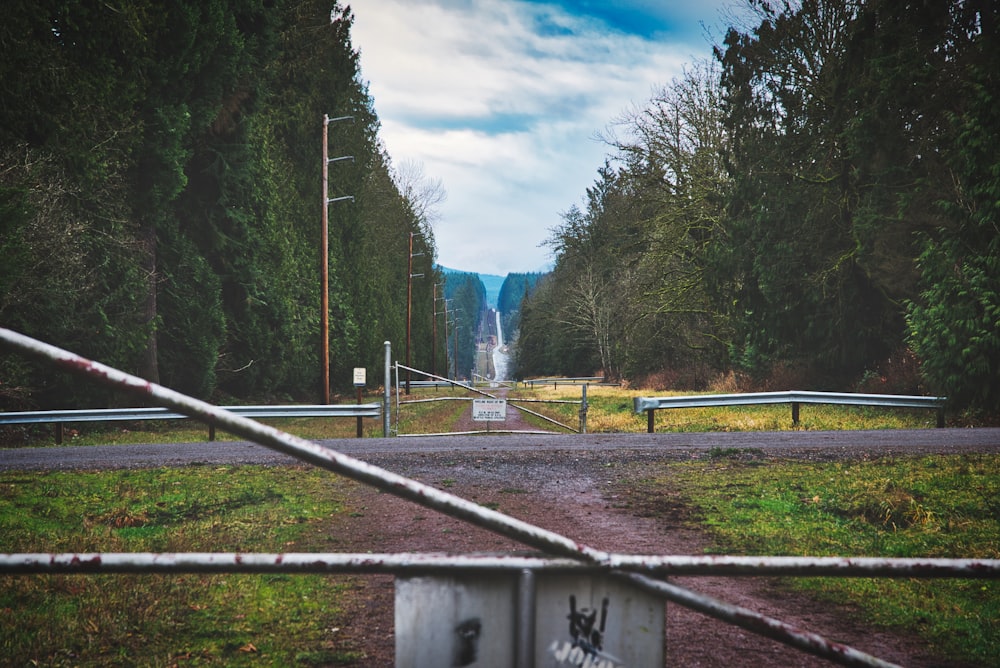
[505,384,942,433]
[2,385,996,664]
[626,451,1000,665]
[0,466,362,665]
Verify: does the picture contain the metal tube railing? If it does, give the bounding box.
[0,403,380,442]
[0,405,381,424]
[623,573,903,668]
[636,390,947,432]
[2,552,996,578]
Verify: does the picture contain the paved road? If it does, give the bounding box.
[2,428,998,471]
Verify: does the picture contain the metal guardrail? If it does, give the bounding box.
[407,380,456,389]
[634,390,947,433]
[1,327,993,668]
[0,403,381,442]
[522,376,605,388]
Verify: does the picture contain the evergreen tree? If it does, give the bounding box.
[905,2,1000,411]
[497,272,544,339]
[0,0,442,411]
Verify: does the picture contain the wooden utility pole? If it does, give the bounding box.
[321,114,354,404]
[321,115,330,404]
[405,231,424,394]
[441,300,450,380]
[406,232,413,394]
[432,283,437,377]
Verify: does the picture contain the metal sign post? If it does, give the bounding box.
[353,368,366,438]
[383,341,392,437]
[472,398,507,433]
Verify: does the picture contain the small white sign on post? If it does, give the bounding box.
[472,398,507,422]
[353,367,366,387]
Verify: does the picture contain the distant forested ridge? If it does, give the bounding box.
[516,0,999,413]
[497,272,545,342]
[0,0,441,409]
[440,271,487,379]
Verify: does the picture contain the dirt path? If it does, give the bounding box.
[318,402,970,667]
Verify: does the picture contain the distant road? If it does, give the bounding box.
[2,429,998,471]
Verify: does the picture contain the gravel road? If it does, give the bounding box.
[3,428,998,471]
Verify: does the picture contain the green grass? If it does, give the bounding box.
[505,385,943,433]
[0,466,364,665]
[396,390,472,434]
[624,452,1000,665]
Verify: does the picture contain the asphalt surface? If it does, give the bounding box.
[2,428,998,471]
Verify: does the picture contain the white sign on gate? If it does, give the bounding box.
[472,398,507,421]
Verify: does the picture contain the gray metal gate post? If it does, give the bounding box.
[517,569,536,668]
[384,340,391,437]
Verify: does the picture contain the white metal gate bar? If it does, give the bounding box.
[622,573,903,668]
[607,554,1000,578]
[2,552,997,578]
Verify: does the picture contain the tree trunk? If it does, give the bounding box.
[138,221,160,385]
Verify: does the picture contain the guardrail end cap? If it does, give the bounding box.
[633,397,655,413]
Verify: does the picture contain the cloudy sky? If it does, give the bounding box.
[349,0,736,275]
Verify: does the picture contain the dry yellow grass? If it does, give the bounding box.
[508,383,940,433]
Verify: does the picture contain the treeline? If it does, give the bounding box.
[0,0,440,409]
[440,271,486,379]
[497,272,544,342]
[517,0,999,412]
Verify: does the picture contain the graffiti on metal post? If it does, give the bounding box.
[452,617,482,666]
[548,595,623,668]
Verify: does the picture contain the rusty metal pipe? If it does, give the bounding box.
[0,552,583,575]
[622,573,903,668]
[608,554,1000,578]
[3,552,996,579]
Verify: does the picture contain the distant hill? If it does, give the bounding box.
[438,266,504,308]
[478,274,505,309]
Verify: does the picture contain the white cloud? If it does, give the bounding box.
[350,0,713,274]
